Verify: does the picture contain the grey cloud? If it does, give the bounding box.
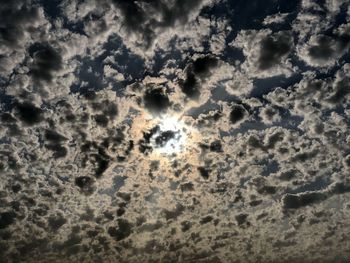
[229,103,248,125]
[296,18,350,68]
[143,85,171,114]
[259,105,281,124]
[75,176,95,195]
[308,35,339,60]
[0,1,47,78]
[180,55,218,99]
[305,34,350,67]
[258,31,294,70]
[282,192,327,210]
[14,101,44,125]
[0,1,41,49]
[112,0,204,48]
[29,43,63,82]
[233,29,295,78]
[1,0,350,262]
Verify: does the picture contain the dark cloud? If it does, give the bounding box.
[180,71,199,99]
[11,184,22,193]
[108,219,133,241]
[94,114,109,127]
[48,213,67,231]
[79,140,112,177]
[327,76,350,104]
[229,104,248,124]
[90,99,118,118]
[235,213,248,226]
[304,34,350,67]
[200,140,223,152]
[84,98,119,126]
[180,56,218,99]
[197,166,210,179]
[112,0,203,47]
[44,129,67,142]
[308,35,336,61]
[0,211,16,229]
[29,43,63,82]
[1,113,16,123]
[191,56,218,76]
[282,192,327,210]
[209,140,223,152]
[45,144,68,158]
[200,215,213,224]
[258,31,293,70]
[94,154,109,177]
[14,101,43,125]
[343,155,350,168]
[329,182,350,195]
[75,176,95,195]
[278,169,300,181]
[154,130,176,147]
[0,1,41,48]
[181,220,192,232]
[180,182,194,192]
[163,204,184,221]
[138,125,159,154]
[43,129,68,158]
[143,86,171,113]
[249,199,262,207]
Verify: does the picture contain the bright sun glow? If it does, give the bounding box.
[151,116,188,155]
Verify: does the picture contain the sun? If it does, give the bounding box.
[131,112,201,162]
[151,116,187,155]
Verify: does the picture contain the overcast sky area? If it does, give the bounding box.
[1,0,350,262]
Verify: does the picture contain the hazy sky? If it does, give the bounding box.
[1,0,350,262]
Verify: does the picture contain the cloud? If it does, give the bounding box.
[263,13,290,25]
[0,1,43,49]
[282,191,327,210]
[1,0,350,262]
[29,43,63,82]
[298,34,350,68]
[259,105,282,124]
[232,29,296,78]
[0,1,47,78]
[258,31,294,70]
[14,101,44,125]
[111,0,204,48]
[143,86,171,114]
[179,55,218,99]
[229,104,249,125]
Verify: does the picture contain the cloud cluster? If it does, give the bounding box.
[1,0,350,262]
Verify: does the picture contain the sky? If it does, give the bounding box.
[1,0,350,262]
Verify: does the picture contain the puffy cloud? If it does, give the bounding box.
[263,13,290,25]
[1,0,350,262]
[298,34,350,68]
[259,105,282,124]
[0,0,48,78]
[13,101,44,125]
[229,103,249,125]
[29,43,63,82]
[232,29,296,78]
[179,55,218,99]
[111,0,205,48]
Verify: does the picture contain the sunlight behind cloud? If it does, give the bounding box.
[152,116,188,155]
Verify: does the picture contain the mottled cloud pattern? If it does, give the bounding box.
[1,0,350,262]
